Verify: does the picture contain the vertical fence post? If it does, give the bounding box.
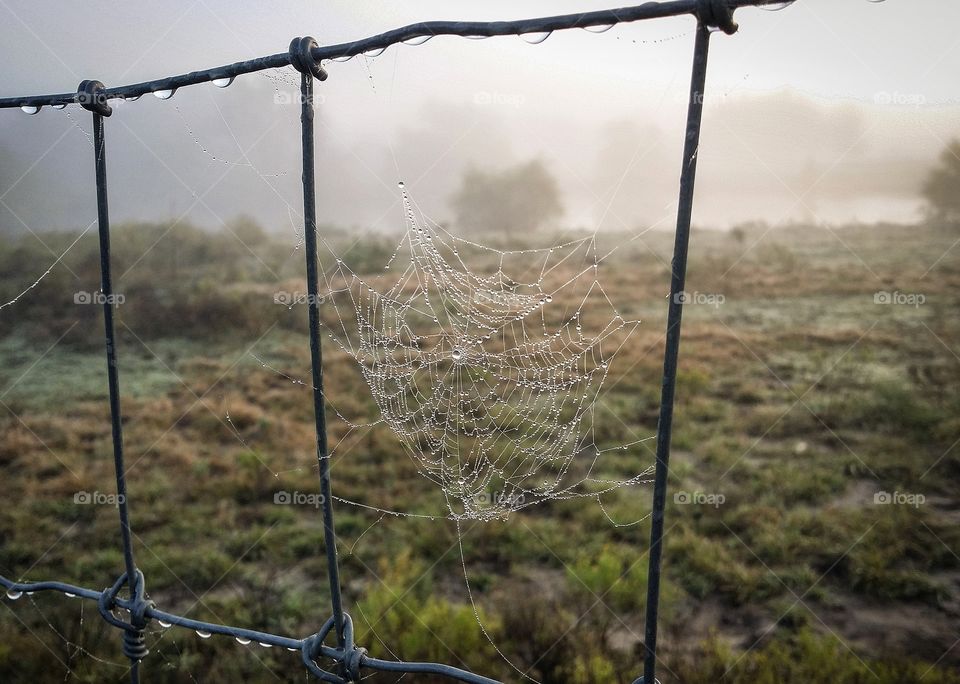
[640,17,715,684]
[83,80,143,684]
[292,40,346,650]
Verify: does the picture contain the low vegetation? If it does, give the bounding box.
[0,219,957,682]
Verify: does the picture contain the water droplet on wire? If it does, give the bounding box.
[761,1,797,10]
[158,620,172,628]
[153,89,176,100]
[20,105,40,115]
[212,77,234,88]
[236,636,251,645]
[584,23,615,33]
[402,35,432,45]
[196,630,212,639]
[520,31,552,44]
[5,590,22,600]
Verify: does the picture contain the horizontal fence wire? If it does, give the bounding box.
[0,1,789,682]
[1,0,782,109]
[0,576,499,683]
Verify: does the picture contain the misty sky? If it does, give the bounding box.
[1,0,958,236]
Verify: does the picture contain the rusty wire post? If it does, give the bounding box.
[78,79,155,684]
[637,2,738,680]
[290,33,347,657]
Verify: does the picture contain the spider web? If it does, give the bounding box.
[0,67,663,683]
[318,183,654,522]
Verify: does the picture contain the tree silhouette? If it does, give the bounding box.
[922,139,960,225]
[450,159,563,240]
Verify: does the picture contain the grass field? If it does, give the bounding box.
[0,219,958,683]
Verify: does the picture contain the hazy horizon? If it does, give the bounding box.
[1,0,958,236]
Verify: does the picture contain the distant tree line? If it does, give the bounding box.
[923,139,960,226]
[449,159,563,240]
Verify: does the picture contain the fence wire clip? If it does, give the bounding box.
[289,36,329,81]
[697,0,739,34]
[97,569,155,661]
[302,613,368,683]
[78,79,113,116]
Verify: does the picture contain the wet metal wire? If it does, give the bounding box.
[638,19,715,684]
[0,1,793,682]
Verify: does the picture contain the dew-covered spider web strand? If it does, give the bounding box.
[316,184,654,522]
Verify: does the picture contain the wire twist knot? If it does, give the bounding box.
[289,36,329,81]
[97,570,155,661]
[77,80,113,116]
[697,0,739,34]
[301,613,368,682]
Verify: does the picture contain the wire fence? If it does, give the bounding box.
[0,1,790,682]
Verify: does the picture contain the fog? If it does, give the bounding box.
[1,0,958,236]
